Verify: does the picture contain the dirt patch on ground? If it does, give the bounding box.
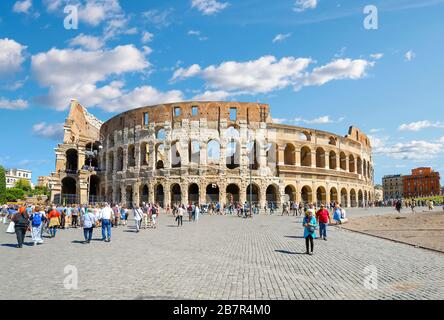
[342,211,444,253]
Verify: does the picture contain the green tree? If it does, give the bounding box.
[5,188,26,202]
[15,179,32,192]
[0,166,6,203]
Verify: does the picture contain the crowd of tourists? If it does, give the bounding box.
[0,202,163,248]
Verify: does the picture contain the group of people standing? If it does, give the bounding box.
[302,203,347,255]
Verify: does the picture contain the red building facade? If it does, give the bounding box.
[403,167,441,198]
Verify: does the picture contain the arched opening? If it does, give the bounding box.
[126,186,133,207]
[349,154,355,173]
[247,140,259,170]
[84,142,100,169]
[155,184,164,207]
[247,184,260,205]
[207,140,220,165]
[127,145,136,168]
[301,186,312,204]
[188,183,199,204]
[358,190,364,207]
[357,157,363,175]
[171,141,181,168]
[266,185,279,206]
[341,188,348,207]
[340,152,347,171]
[350,189,357,207]
[108,152,114,172]
[301,146,311,167]
[330,187,338,204]
[88,175,100,204]
[140,185,149,204]
[156,143,165,169]
[284,143,296,165]
[329,137,336,146]
[364,191,368,206]
[117,147,124,171]
[156,128,166,140]
[107,187,113,204]
[316,186,327,206]
[329,151,337,170]
[284,185,296,202]
[226,184,240,204]
[299,131,311,141]
[363,160,367,178]
[66,149,78,173]
[226,141,240,169]
[189,140,200,165]
[61,177,77,204]
[206,184,220,204]
[171,184,182,205]
[316,148,326,168]
[140,142,148,166]
[115,188,122,204]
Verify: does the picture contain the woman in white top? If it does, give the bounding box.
[133,206,143,232]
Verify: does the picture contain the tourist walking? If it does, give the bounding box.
[195,204,200,222]
[82,206,97,244]
[99,203,113,242]
[12,207,30,248]
[47,206,61,238]
[134,205,143,232]
[303,209,317,255]
[177,205,184,227]
[151,205,158,228]
[71,206,79,228]
[30,206,46,245]
[315,204,330,240]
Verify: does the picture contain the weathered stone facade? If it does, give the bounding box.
[51,100,375,208]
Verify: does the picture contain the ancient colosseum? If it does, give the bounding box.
[50,99,375,209]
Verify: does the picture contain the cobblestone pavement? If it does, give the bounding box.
[1,209,443,300]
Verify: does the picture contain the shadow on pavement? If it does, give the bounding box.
[284,235,304,239]
[275,249,306,255]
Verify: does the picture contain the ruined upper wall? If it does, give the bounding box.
[100,101,271,137]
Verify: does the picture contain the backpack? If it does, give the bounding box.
[15,213,29,228]
[151,207,157,215]
[32,213,42,227]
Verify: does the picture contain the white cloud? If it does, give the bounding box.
[272,33,292,43]
[171,64,202,82]
[398,120,444,131]
[105,86,184,112]
[188,30,201,36]
[68,34,104,50]
[44,0,122,26]
[294,0,317,12]
[0,97,28,110]
[192,90,233,101]
[172,56,374,96]
[273,118,290,124]
[370,53,384,60]
[32,122,64,140]
[375,140,442,160]
[294,115,344,124]
[142,9,173,28]
[297,58,374,90]
[405,50,415,61]
[31,45,151,111]
[191,0,229,15]
[141,31,154,43]
[438,136,444,143]
[0,38,27,76]
[13,0,32,14]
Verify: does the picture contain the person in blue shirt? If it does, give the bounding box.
[303,209,318,255]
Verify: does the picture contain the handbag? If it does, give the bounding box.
[6,221,15,234]
[308,226,316,233]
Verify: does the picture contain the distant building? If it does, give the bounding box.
[403,167,441,198]
[374,184,383,202]
[382,174,403,200]
[5,168,33,189]
[37,176,51,188]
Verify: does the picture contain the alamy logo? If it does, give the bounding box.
[64,5,78,30]
[63,265,78,290]
[363,5,378,30]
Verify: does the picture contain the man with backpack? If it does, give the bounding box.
[151,205,158,228]
[30,206,46,245]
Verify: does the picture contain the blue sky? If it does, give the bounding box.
[0,0,443,185]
